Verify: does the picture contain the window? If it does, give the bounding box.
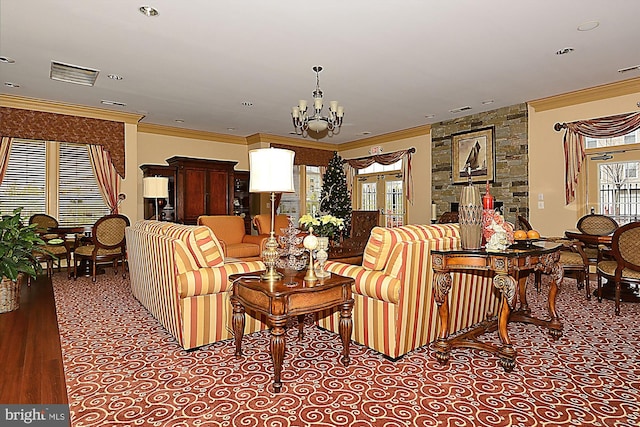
[58,142,110,226]
[585,130,639,149]
[0,140,46,220]
[278,165,324,223]
[356,160,405,227]
[0,139,109,226]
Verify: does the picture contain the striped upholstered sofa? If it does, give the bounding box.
[126,220,268,350]
[319,223,499,359]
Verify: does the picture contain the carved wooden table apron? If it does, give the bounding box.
[431,242,564,371]
[230,270,354,393]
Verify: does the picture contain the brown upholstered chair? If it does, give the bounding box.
[198,215,265,260]
[252,214,291,239]
[596,221,640,315]
[74,214,130,282]
[28,213,70,275]
[557,239,591,299]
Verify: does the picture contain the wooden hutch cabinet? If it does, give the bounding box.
[166,156,237,224]
[141,156,252,225]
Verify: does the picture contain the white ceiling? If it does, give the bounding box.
[2,0,640,145]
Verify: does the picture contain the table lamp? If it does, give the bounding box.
[249,148,296,282]
[143,176,169,220]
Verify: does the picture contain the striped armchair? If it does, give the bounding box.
[126,220,268,350]
[319,223,499,359]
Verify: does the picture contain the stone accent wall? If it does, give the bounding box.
[431,103,529,225]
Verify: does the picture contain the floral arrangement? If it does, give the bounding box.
[298,214,345,239]
[482,209,514,251]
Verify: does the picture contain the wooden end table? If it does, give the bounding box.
[431,241,564,371]
[230,270,354,393]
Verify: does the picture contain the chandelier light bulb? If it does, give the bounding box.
[291,66,344,138]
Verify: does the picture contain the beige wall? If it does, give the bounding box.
[528,88,640,237]
[134,131,251,221]
[338,133,432,225]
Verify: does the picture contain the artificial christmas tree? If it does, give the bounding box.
[320,152,352,238]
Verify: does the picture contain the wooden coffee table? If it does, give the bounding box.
[230,270,354,393]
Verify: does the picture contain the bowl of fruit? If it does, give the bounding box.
[510,229,541,249]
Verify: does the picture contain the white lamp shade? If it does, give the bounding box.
[307,118,328,132]
[143,176,169,198]
[249,148,295,193]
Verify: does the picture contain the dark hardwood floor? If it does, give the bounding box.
[0,274,68,404]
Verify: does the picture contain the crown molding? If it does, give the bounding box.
[529,77,640,112]
[338,124,431,151]
[0,94,143,124]
[246,133,337,151]
[138,123,247,144]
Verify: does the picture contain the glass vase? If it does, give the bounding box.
[315,237,330,278]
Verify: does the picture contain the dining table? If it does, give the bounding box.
[46,226,99,278]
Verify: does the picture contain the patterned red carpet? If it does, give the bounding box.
[52,273,640,427]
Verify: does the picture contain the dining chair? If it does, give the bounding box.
[73,214,130,282]
[596,221,640,315]
[516,215,533,231]
[28,213,69,275]
[576,213,619,276]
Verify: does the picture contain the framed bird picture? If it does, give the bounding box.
[451,126,495,184]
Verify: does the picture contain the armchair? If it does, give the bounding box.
[197,215,265,261]
[252,214,290,239]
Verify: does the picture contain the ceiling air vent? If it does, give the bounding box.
[449,106,472,113]
[50,61,99,86]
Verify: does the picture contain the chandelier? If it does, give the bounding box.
[291,66,344,137]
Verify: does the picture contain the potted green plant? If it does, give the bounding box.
[0,208,46,313]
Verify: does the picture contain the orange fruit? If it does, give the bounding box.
[527,229,540,239]
[514,230,528,240]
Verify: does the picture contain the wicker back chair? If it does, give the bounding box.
[28,214,59,239]
[28,213,73,276]
[577,214,618,236]
[596,221,640,315]
[74,214,130,282]
[576,213,619,268]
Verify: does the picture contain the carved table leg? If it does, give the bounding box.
[493,273,517,371]
[339,299,354,366]
[270,320,286,393]
[433,271,452,364]
[548,262,564,339]
[231,297,245,358]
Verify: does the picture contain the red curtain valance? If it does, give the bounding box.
[555,112,640,204]
[0,107,126,178]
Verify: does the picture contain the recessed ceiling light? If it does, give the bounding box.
[577,21,599,31]
[481,100,494,105]
[4,82,20,88]
[175,119,184,123]
[556,47,575,55]
[107,74,123,80]
[424,114,435,119]
[139,6,159,17]
[227,127,236,131]
[360,131,371,135]
[0,56,15,64]
[241,102,253,107]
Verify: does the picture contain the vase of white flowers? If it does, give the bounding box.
[298,214,345,241]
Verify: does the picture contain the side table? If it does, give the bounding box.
[431,241,564,371]
[230,270,354,393]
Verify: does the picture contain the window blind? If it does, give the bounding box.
[58,142,109,226]
[0,139,46,223]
